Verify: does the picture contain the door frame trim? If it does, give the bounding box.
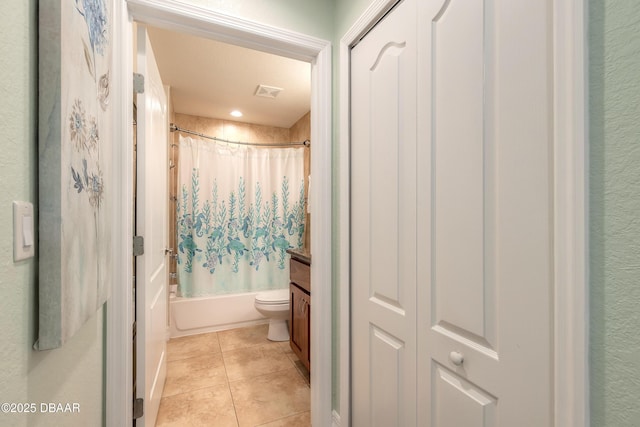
[107,1,333,425]
[338,0,589,425]
[552,0,589,425]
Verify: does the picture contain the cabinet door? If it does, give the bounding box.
[302,291,310,370]
[289,285,303,356]
[290,284,310,370]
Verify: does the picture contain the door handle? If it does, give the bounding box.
[165,248,173,256]
[449,351,464,366]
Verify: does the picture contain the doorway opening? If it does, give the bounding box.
[139,22,313,425]
[107,2,333,426]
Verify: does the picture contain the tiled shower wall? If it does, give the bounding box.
[168,112,311,284]
[289,111,312,251]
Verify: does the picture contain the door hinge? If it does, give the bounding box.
[133,236,144,256]
[133,73,145,94]
[133,398,144,419]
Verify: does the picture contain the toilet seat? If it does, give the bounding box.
[255,289,289,305]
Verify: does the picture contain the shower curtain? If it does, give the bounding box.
[176,135,306,297]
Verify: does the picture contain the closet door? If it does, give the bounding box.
[350,0,418,425]
[350,0,554,425]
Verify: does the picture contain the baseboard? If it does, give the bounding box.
[332,410,341,427]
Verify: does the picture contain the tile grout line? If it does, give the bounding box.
[220,341,242,427]
[255,409,312,427]
[229,366,298,383]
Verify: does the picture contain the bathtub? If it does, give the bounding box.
[169,289,269,338]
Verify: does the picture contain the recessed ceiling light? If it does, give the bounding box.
[230,110,243,118]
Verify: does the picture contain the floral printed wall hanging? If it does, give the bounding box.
[37,0,113,350]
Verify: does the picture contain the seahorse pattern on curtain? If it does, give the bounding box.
[176,135,306,297]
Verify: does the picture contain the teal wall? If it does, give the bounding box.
[334,0,377,38]
[0,1,104,426]
[589,1,640,426]
[186,0,334,41]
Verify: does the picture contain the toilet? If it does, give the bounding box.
[254,289,290,341]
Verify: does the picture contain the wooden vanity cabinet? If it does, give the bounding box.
[289,258,311,371]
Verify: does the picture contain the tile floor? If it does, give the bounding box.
[156,324,311,427]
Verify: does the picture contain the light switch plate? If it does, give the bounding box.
[13,201,35,261]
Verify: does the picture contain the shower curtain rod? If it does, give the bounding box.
[170,124,311,147]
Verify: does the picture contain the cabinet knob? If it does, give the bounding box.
[449,351,464,366]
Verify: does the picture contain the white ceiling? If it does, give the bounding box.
[147,26,311,129]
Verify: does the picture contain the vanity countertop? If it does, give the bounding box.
[287,248,311,266]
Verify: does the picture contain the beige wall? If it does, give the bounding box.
[289,112,312,250]
[167,89,177,280]
[174,113,290,144]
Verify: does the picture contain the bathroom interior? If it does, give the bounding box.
[139,24,313,426]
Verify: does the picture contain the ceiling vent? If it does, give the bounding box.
[255,84,283,99]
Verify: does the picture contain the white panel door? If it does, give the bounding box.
[136,24,168,427]
[350,0,553,425]
[350,0,418,425]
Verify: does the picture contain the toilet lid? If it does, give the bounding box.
[255,289,289,304]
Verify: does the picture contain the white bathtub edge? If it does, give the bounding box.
[169,291,278,338]
[170,318,270,338]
